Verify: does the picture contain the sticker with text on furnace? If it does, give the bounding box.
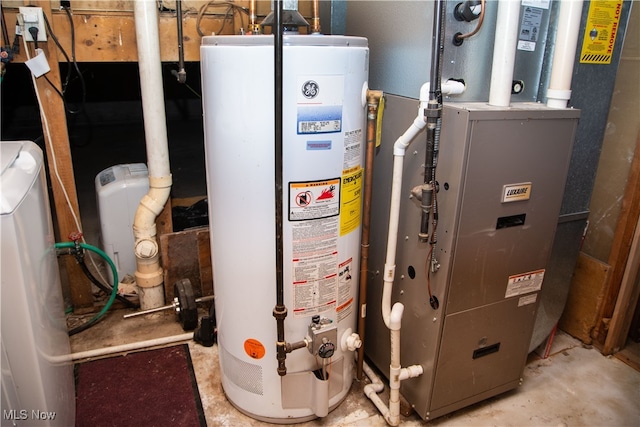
[579,0,623,64]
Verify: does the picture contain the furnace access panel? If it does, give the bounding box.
[365,99,579,420]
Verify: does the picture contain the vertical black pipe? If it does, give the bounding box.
[272,0,288,377]
[421,0,446,241]
[175,0,186,83]
[429,0,445,100]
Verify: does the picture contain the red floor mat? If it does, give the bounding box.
[75,344,206,427]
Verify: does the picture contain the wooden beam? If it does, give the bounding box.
[593,131,640,346]
[23,0,93,310]
[7,9,248,63]
[603,215,640,354]
[5,0,315,63]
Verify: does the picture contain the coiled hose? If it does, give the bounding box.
[55,242,119,336]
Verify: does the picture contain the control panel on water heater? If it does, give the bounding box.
[307,316,337,359]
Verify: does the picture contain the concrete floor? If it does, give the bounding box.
[70,309,640,427]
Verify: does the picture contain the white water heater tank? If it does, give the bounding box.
[201,34,368,422]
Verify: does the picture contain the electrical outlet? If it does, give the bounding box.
[19,7,47,42]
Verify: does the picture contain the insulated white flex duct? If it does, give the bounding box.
[133,0,172,310]
[547,0,584,108]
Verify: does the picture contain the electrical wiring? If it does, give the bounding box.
[456,0,486,41]
[62,7,87,115]
[21,30,109,299]
[40,11,72,90]
[196,1,248,37]
[22,34,81,238]
[40,8,93,147]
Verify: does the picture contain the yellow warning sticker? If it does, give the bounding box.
[579,0,623,64]
[376,95,385,148]
[340,167,363,236]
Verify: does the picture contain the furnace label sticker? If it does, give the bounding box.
[521,0,550,9]
[292,251,338,317]
[505,269,545,298]
[518,293,538,307]
[336,257,354,322]
[297,75,344,135]
[518,6,543,52]
[580,0,622,64]
[340,167,363,236]
[289,179,341,221]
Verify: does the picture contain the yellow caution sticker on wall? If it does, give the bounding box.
[579,0,623,64]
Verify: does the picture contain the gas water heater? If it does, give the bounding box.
[201,35,368,422]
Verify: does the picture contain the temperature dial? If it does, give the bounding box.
[318,341,335,359]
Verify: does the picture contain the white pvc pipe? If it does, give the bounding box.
[43,333,194,365]
[489,0,521,107]
[547,0,584,108]
[363,361,389,420]
[366,84,431,426]
[133,0,173,310]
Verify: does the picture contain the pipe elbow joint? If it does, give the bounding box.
[393,116,427,156]
[389,303,404,331]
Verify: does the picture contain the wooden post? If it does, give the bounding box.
[593,131,640,348]
[24,0,93,311]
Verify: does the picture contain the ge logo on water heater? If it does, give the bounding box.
[302,80,319,98]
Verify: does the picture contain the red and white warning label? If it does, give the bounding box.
[289,179,340,221]
[505,269,545,298]
[292,252,338,317]
[336,257,354,322]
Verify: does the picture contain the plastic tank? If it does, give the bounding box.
[95,163,149,284]
[201,34,368,422]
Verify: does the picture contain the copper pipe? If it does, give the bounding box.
[311,0,321,34]
[249,0,260,34]
[357,90,383,380]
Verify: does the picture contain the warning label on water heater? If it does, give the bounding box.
[336,257,354,322]
[289,179,341,221]
[292,252,338,317]
[505,269,545,298]
[340,167,363,236]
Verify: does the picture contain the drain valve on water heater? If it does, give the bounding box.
[307,315,337,358]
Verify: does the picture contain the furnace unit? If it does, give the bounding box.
[364,97,579,420]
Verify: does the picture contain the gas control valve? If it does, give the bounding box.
[307,315,338,359]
